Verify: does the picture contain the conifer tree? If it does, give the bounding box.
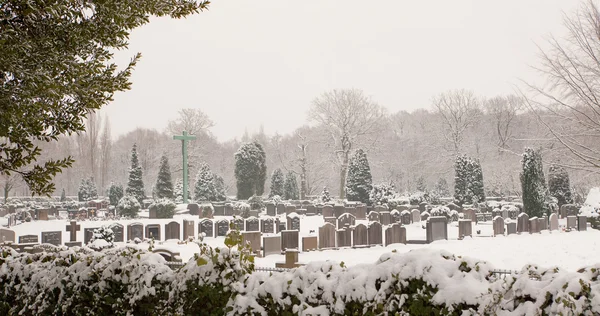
[548,164,573,207]
[234,141,267,199]
[155,155,174,199]
[78,177,98,201]
[416,176,427,192]
[435,178,450,197]
[194,162,217,201]
[213,174,227,201]
[320,187,332,203]
[520,148,548,217]
[269,168,285,197]
[60,188,66,202]
[454,155,485,205]
[345,149,373,204]
[117,195,141,218]
[174,179,190,204]
[284,171,299,200]
[470,159,485,204]
[108,183,124,206]
[125,144,145,204]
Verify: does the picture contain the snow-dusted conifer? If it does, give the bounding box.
[520,148,548,217]
[320,187,331,203]
[284,171,299,200]
[454,155,485,205]
[434,178,450,197]
[117,195,141,218]
[174,178,190,204]
[194,162,217,201]
[78,177,98,201]
[155,155,174,199]
[369,183,397,206]
[108,183,124,206]
[470,158,485,204]
[60,188,66,202]
[269,168,285,198]
[234,141,267,199]
[213,174,227,201]
[345,149,373,204]
[149,198,177,218]
[125,144,145,204]
[416,176,427,192]
[548,164,573,207]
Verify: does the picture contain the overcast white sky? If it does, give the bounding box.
[104,0,580,142]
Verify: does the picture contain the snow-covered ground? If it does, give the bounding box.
[3,213,599,271]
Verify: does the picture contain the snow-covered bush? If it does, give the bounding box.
[430,206,451,219]
[320,187,331,203]
[248,195,264,211]
[234,201,251,218]
[369,183,397,206]
[270,195,282,205]
[409,191,426,205]
[117,195,141,218]
[87,225,115,250]
[148,198,176,219]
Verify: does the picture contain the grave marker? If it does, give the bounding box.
[145,224,161,240]
[426,216,447,243]
[549,213,559,231]
[246,218,260,232]
[459,219,473,238]
[127,223,144,241]
[261,218,275,234]
[199,219,214,238]
[0,229,16,243]
[336,228,352,248]
[493,216,504,236]
[318,223,336,249]
[18,234,38,244]
[411,209,421,223]
[281,230,299,251]
[578,215,587,231]
[41,231,62,246]
[84,227,99,244]
[65,221,81,242]
[165,221,181,240]
[112,223,124,242]
[302,236,318,252]
[242,231,262,255]
[352,223,368,248]
[368,221,383,246]
[263,236,281,256]
[517,213,529,233]
[216,220,229,237]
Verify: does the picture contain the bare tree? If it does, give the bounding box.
[1,173,19,202]
[485,95,523,151]
[167,108,214,136]
[75,112,101,187]
[432,89,481,155]
[309,89,385,199]
[525,0,600,172]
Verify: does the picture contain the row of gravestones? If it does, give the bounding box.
[315,222,408,249]
[197,217,301,238]
[493,213,589,236]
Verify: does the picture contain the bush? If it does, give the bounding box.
[233,201,251,218]
[247,195,264,211]
[148,198,177,218]
[117,195,141,218]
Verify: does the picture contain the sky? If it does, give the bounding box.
[104,0,580,142]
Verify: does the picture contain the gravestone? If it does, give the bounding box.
[224,204,234,216]
[368,222,383,246]
[368,211,380,222]
[421,212,430,221]
[18,234,38,244]
[578,215,587,231]
[242,231,262,254]
[216,220,229,237]
[37,209,49,221]
[352,223,368,248]
[336,228,352,248]
[529,217,540,234]
[463,209,476,222]
[334,205,345,218]
[517,213,529,233]
[213,205,225,216]
[355,205,367,219]
[41,231,62,246]
[65,221,81,242]
[344,206,356,217]
[281,230,299,251]
[112,223,124,242]
[233,218,244,231]
[199,219,214,238]
[276,203,285,215]
[261,218,275,234]
[148,208,157,219]
[411,209,421,223]
[318,223,336,249]
[302,236,318,252]
[426,216,448,243]
[263,235,281,256]
[458,219,473,238]
[401,210,412,225]
[322,205,334,218]
[187,203,200,216]
[0,229,16,243]
[287,215,301,231]
[549,213,559,231]
[390,210,401,223]
[183,220,195,240]
[419,202,428,213]
[306,205,316,215]
[84,227,99,244]
[493,216,504,236]
[285,205,297,215]
[146,224,161,240]
[277,220,287,233]
[384,223,406,246]
[502,209,509,219]
[506,222,517,235]
[324,217,337,228]
[539,216,548,231]
[127,223,144,241]
[566,216,577,229]
[380,211,392,225]
[246,218,260,232]
[560,204,579,218]
[266,203,276,216]
[337,213,356,228]
[165,221,181,240]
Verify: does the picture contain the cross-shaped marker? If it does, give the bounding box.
[173,130,196,203]
[66,220,81,242]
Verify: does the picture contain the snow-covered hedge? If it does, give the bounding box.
[2,246,600,315]
[148,198,176,218]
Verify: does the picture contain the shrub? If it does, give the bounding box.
[149,198,177,218]
[117,195,141,218]
[247,195,264,211]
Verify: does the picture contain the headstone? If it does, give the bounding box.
[549,213,559,231]
[384,223,406,246]
[112,223,124,242]
[285,205,297,215]
[334,205,345,218]
[246,218,260,232]
[426,216,448,243]
[566,216,577,229]
[318,223,336,249]
[368,211,380,222]
[367,221,383,246]
[459,219,473,238]
[305,205,316,215]
[263,235,281,256]
[352,223,368,248]
[390,210,401,223]
[287,215,301,231]
[266,203,276,216]
[539,216,548,231]
[337,213,356,228]
[277,220,286,233]
[65,221,81,242]
[37,209,49,221]
[182,220,194,240]
[355,205,367,219]
[502,209,509,219]
[506,222,517,235]
[261,218,275,234]
[560,204,579,218]
[276,203,285,215]
[578,215,587,231]
[411,209,421,223]
[281,230,299,251]
[401,210,412,225]
[344,206,356,217]
[380,211,392,225]
[148,208,158,219]
[187,203,200,216]
[41,231,62,246]
[517,213,529,233]
[84,227,99,244]
[213,205,225,216]
[232,218,244,231]
[165,221,181,240]
[336,228,352,248]
[127,223,144,241]
[0,229,16,243]
[302,236,318,252]
[199,219,214,238]
[224,204,234,216]
[242,231,262,254]
[146,224,161,240]
[18,234,38,244]
[493,216,504,236]
[529,217,540,234]
[216,220,229,237]
[322,205,334,218]
[463,209,476,222]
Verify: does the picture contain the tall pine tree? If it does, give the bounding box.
[234,141,267,199]
[269,168,285,197]
[284,171,299,200]
[454,155,485,205]
[174,178,190,204]
[435,178,450,197]
[126,144,145,204]
[155,155,174,199]
[548,164,572,207]
[520,148,548,217]
[213,174,227,201]
[78,177,98,201]
[60,188,66,202]
[194,162,217,201]
[345,149,373,204]
[108,183,124,206]
[470,158,485,204]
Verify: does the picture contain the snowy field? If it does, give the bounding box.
[3,212,600,272]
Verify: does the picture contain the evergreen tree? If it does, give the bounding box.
[470,159,485,204]
[117,195,141,218]
[213,174,227,201]
[125,144,145,204]
[416,176,427,192]
[174,178,191,204]
[548,164,573,207]
[320,187,332,203]
[78,177,98,201]
[454,155,485,205]
[284,171,299,200]
[520,148,548,217]
[234,141,267,199]
[434,178,450,197]
[60,188,66,202]
[108,183,124,206]
[194,162,217,201]
[155,155,174,199]
[88,177,98,200]
[345,149,373,204]
[269,168,285,197]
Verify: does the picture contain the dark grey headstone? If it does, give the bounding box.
[165,221,181,240]
[112,224,124,242]
[336,228,352,248]
[287,216,301,231]
[337,213,356,228]
[0,229,16,243]
[261,218,275,234]
[318,223,336,249]
[281,230,299,251]
[426,216,447,243]
[266,203,276,216]
[200,219,214,238]
[233,218,244,231]
[127,223,144,241]
[145,224,161,240]
[84,227,99,244]
[367,221,383,246]
[41,231,62,246]
[245,218,260,232]
[216,220,229,237]
[352,223,368,247]
[18,234,38,244]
